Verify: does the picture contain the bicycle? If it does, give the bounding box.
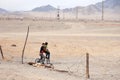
[35,57,50,64]
[35,58,42,63]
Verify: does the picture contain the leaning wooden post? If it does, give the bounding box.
[22,26,29,64]
[0,46,4,60]
[86,53,90,79]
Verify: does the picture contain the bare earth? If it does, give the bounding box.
[0,20,120,80]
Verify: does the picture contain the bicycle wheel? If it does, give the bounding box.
[46,59,50,64]
[35,58,40,63]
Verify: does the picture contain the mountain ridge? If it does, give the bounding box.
[32,5,57,12]
[0,0,120,14]
[0,8,8,13]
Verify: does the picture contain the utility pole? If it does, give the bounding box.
[57,6,60,20]
[102,0,104,21]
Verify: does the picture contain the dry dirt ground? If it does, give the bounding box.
[0,20,120,80]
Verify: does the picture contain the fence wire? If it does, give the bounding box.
[2,52,119,80]
[53,53,120,80]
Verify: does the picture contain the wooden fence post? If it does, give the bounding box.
[86,53,90,79]
[0,46,4,60]
[22,26,29,64]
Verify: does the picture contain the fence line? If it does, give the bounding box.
[0,50,118,79]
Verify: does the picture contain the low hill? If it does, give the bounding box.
[0,8,8,13]
[63,0,120,14]
[32,5,56,12]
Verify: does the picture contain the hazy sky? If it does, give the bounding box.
[0,0,102,11]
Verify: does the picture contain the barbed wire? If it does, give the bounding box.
[7,52,118,79]
[66,54,85,71]
[89,54,112,61]
[61,53,87,78]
